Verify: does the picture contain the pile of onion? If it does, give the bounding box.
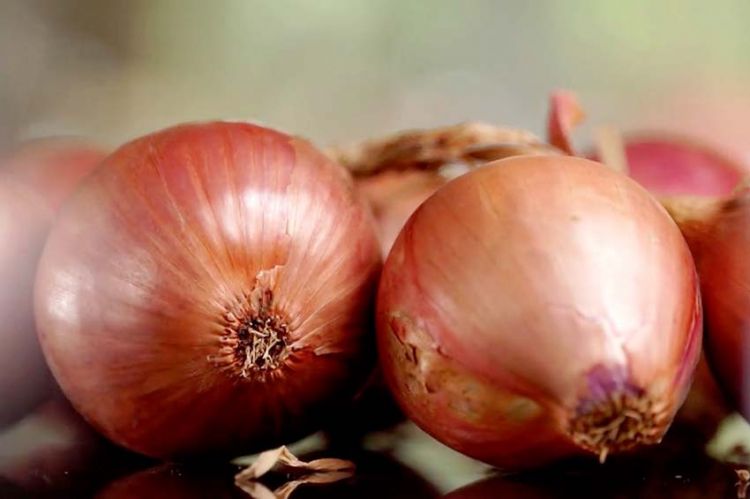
[34,122,381,459]
[0,139,106,427]
[376,154,702,468]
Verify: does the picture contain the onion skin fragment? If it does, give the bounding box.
[34,122,381,459]
[377,155,702,469]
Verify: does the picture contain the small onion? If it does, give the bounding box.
[0,140,105,427]
[377,155,701,468]
[35,122,381,459]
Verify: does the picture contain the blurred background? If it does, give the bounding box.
[1,0,749,157]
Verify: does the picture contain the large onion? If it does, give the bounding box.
[0,140,105,427]
[377,155,701,468]
[34,122,381,459]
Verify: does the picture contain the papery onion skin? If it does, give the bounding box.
[35,122,381,459]
[0,140,105,427]
[377,155,701,468]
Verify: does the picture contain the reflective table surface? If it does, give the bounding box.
[1,396,747,499]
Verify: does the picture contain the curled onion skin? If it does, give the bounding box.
[0,140,106,427]
[377,155,701,468]
[35,122,382,459]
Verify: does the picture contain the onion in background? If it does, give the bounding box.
[0,139,105,427]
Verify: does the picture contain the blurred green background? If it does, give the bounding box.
[1,0,749,158]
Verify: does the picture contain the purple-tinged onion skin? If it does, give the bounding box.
[377,155,701,469]
[35,122,382,459]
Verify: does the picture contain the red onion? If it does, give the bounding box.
[377,155,701,468]
[35,122,381,459]
[0,140,105,427]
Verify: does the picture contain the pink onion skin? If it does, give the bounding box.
[0,140,106,427]
[35,122,381,459]
[377,155,701,469]
[617,136,744,197]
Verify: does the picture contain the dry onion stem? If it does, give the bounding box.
[327,122,558,177]
[235,446,355,499]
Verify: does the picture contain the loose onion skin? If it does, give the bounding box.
[0,140,105,427]
[35,122,381,459]
[377,156,701,468]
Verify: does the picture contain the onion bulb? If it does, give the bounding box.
[377,155,701,468]
[35,122,381,459]
[0,139,105,427]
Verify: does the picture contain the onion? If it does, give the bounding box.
[35,122,381,459]
[664,192,750,420]
[377,155,701,468]
[0,140,105,427]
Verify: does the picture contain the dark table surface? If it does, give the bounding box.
[1,397,747,499]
